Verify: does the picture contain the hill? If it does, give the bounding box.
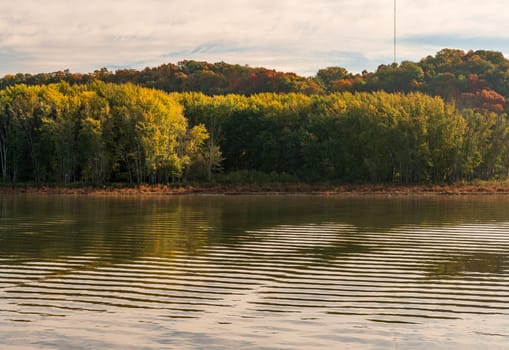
[1,49,508,112]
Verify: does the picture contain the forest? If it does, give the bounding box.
[1,80,509,185]
[1,48,509,185]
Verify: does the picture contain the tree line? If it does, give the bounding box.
[0,82,207,184]
[1,49,508,113]
[1,82,508,184]
[0,61,321,96]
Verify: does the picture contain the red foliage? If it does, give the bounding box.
[332,79,353,92]
[467,74,488,92]
[461,89,505,113]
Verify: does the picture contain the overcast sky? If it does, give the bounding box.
[1,0,509,76]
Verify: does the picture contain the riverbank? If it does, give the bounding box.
[2,182,509,195]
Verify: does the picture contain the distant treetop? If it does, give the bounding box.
[1,48,508,112]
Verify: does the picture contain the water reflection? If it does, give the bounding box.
[430,253,507,276]
[1,194,509,349]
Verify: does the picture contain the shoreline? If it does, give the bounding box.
[2,183,509,196]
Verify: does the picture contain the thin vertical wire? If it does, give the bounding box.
[394,0,397,63]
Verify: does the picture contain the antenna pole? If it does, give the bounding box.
[394,0,397,63]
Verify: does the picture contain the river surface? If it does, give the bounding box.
[0,194,508,349]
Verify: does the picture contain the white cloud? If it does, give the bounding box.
[0,0,508,76]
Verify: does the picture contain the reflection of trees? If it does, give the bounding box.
[210,195,509,234]
[317,196,509,232]
[428,253,506,277]
[0,196,221,265]
[296,242,369,262]
[3,193,509,331]
[1,195,509,267]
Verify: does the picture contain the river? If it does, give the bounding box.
[0,195,508,349]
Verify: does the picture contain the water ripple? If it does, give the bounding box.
[1,195,509,349]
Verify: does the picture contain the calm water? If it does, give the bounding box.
[1,194,509,349]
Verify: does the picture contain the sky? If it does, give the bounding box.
[1,0,509,77]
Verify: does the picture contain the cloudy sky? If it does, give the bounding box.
[1,0,509,76]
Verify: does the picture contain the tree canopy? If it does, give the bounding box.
[2,49,508,112]
[0,82,208,184]
[2,84,508,185]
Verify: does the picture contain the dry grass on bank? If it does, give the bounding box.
[2,182,509,195]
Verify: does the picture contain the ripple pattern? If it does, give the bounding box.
[1,196,509,349]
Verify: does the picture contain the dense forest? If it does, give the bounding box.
[1,48,509,185]
[1,80,509,185]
